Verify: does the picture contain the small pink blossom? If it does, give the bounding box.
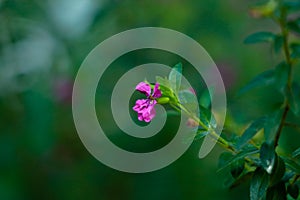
[133,82,161,122]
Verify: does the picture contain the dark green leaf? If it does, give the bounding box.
[290,43,300,59]
[266,181,287,200]
[274,35,284,53]
[244,32,276,44]
[229,171,254,189]
[260,142,276,174]
[287,184,299,199]
[218,152,234,169]
[270,156,286,186]
[283,1,300,12]
[282,171,295,182]
[237,117,266,150]
[287,20,300,34]
[238,70,275,96]
[230,159,245,179]
[275,62,289,93]
[282,158,300,174]
[218,147,259,173]
[287,83,300,116]
[168,63,182,93]
[292,147,300,158]
[264,110,282,141]
[250,167,270,200]
[198,105,217,129]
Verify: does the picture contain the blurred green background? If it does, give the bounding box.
[1,0,299,199]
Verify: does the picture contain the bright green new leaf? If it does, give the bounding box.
[178,89,198,113]
[237,70,275,96]
[250,167,270,200]
[237,116,266,150]
[260,142,276,174]
[244,32,276,44]
[168,63,182,94]
[156,76,175,100]
[199,86,215,109]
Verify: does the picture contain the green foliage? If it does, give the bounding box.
[237,70,275,96]
[250,168,270,200]
[237,117,266,150]
[168,63,182,94]
[260,142,276,174]
[215,1,300,199]
[244,32,276,44]
[287,184,299,199]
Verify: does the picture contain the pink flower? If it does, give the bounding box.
[133,82,162,122]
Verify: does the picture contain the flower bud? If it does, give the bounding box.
[249,0,277,18]
[156,97,170,104]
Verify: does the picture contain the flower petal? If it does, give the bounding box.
[152,83,162,98]
[133,99,148,112]
[136,82,151,97]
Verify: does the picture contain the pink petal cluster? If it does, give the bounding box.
[133,82,162,122]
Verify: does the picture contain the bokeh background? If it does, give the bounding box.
[1,0,299,199]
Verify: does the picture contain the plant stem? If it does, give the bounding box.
[274,8,293,147]
[171,103,235,152]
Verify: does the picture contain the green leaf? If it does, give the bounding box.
[218,147,259,173]
[194,129,210,141]
[156,76,176,101]
[238,70,275,96]
[274,35,284,53]
[282,158,300,174]
[178,89,198,113]
[218,152,233,169]
[283,1,300,12]
[266,181,287,200]
[260,142,276,174]
[275,62,289,93]
[287,83,300,116]
[287,184,299,199]
[198,105,217,129]
[290,43,300,59]
[270,156,286,186]
[168,63,182,94]
[229,171,254,189]
[237,117,266,150]
[244,32,276,44]
[230,159,245,179]
[264,110,282,141]
[287,20,300,34]
[250,167,270,200]
[199,86,215,109]
[292,147,300,158]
